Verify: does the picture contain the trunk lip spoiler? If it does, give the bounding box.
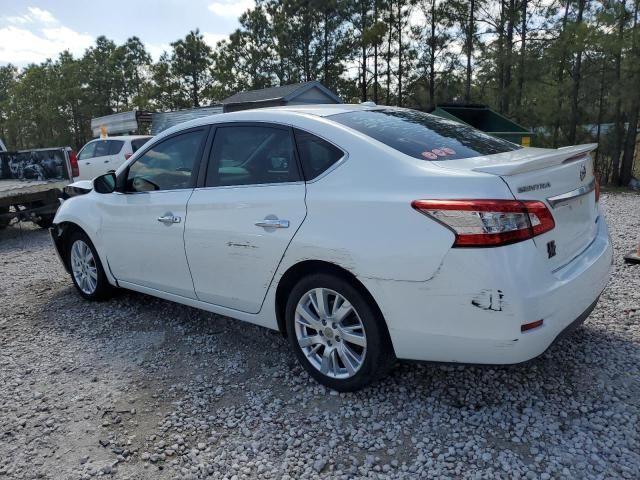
[546,178,596,208]
[469,143,598,176]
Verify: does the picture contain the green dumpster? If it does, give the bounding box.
[429,104,534,147]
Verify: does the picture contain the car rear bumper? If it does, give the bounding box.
[363,215,613,364]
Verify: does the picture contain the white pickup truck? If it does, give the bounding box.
[0,139,77,229]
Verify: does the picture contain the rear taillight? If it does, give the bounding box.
[69,150,79,177]
[125,153,133,160]
[594,176,600,202]
[412,199,555,247]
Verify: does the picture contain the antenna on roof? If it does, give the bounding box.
[361,101,377,107]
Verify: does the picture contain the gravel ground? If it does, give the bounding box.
[0,192,638,480]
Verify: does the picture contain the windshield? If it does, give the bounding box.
[329,108,521,161]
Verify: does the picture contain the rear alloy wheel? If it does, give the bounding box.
[286,274,394,391]
[67,231,112,300]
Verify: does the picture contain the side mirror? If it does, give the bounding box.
[93,172,117,194]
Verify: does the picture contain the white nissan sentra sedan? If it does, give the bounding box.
[50,104,613,391]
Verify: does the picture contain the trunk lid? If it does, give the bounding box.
[434,144,600,271]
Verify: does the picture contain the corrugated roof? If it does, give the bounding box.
[151,106,223,135]
[221,81,342,106]
[222,82,313,105]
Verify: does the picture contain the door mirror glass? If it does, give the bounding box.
[93,172,117,194]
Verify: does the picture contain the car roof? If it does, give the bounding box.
[257,103,382,117]
[154,103,390,139]
[88,135,152,141]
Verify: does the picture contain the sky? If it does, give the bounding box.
[0,0,255,66]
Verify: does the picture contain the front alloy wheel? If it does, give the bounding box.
[67,230,112,301]
[71,239,98,295]
[286,273,394,391]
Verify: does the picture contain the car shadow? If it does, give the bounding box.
[36,282,639,408]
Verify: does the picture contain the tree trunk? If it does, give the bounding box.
[619,0,639,186]
[497,2,506,113]
[397,0,403,106]
[323,10,329,85]
[428,0,436,108]
[595,56,606,176]
[515,0,527,122]
[567,0,586,145]
[386,7,393,105]
[373,0,379,103]
[361,2,368,102]
[502,0,515,114]
[552,1,571,148]
[620,102,639,185]
[611,0,627,185]
[192,72,199,107]
[464,0,475,103]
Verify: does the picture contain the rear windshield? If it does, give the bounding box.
[329,108,521,161]
[131,137,151,153]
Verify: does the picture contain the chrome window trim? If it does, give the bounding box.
[113,187,195,196]
[546,179,595,208]
[193,181,306,192]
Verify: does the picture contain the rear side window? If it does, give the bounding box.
[293,129,343,180]
[93,141,111,158]
[329,108,520,161]
[108,140,124,155]
[206,126,300,187]
[131,138,151,153]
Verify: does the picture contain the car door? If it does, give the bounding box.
[77,141,97,180]
[84,140,112,180]
[99,127,209,299]
[105,140,125,172]
[184,123,307,313]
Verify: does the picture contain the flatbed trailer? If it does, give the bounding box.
[0,147,75,229]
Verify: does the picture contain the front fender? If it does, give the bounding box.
[52,192,117,286]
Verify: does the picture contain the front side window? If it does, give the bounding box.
[329,108,520,161]
[126,129,205,192]
[206,126,300,187]
[78,142,96,160]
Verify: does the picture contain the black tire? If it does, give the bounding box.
[285,273,395,392]
[0,206,10,229]
[66,230,113,301]
[35,214,55,229]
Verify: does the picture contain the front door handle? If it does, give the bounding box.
[157,213,181,224]
[255,219,289,229]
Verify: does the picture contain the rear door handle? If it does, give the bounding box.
[255,219,289,229]
[158,214,181,224]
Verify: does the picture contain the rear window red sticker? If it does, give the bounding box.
[442,147,456,155]
[421,151,438,160]
[431,148,446,157]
